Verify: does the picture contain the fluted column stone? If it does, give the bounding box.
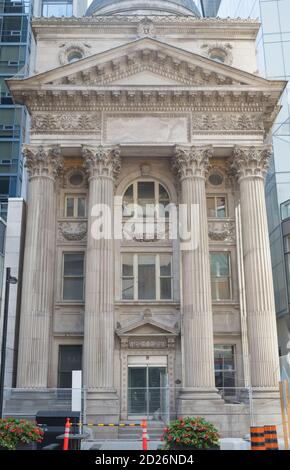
[82,145,120,392]
[17,145,63,388]
[232,145,280,395]
[173,145,219,400]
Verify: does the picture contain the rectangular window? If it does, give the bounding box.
[122,254,172,301]
[210,253,231,301]
[65,195,86,218]
[138,254,156,300]
[122,254,134,300]
[58,345,82,389]
[214,345,236,396]
[207,196,227,218]
[63,253,84,301]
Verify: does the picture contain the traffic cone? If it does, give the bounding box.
[63,417,71,451]
[141,420,148,451]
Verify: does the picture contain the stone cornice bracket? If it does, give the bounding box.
[23,144,63,180]
[172,145,213,180]
[82,145,121,181]
[231,145,272,181]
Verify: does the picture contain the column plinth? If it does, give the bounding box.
[17,145,63,388]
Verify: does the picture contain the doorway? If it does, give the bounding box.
[128,365,168,419]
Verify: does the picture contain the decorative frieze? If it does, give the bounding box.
[31,112,101,134]
[82,145,121,180]
[192,113,264,133]
[58,221,87,242]
[231,145,272,180]
[23,145,63,180]
[173,145,213,179]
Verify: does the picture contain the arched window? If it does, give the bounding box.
[123,180,170,218]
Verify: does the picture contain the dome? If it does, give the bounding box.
[86,0,201,17]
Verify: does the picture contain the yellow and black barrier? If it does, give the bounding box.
[77,422,142,428]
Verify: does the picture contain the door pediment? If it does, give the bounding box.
[116,317,179,337]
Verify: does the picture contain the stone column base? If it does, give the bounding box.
[85,388,120,437]
[177,388,283,438]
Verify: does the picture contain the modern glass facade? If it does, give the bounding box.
[0,217,6,314]
[218,0,290,352]
[0,0,32,220]
[41,0,73,17]
[196,0,221,17]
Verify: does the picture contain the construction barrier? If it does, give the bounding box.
[63,418,71,451]
[250,426,266,451]
[76,422,142,427]
[264,425,279,451]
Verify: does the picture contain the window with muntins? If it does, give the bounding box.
[63,253,84,301]
[122,253,172,301]
[210,252,231,301]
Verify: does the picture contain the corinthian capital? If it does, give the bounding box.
[82,145,121,180]
[173,145,213,180]
[23,145,63,180]
[231,145,272,180]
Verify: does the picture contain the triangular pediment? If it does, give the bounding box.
[8,37,285,91]
[116,317,178,337]
[109,70,183,86]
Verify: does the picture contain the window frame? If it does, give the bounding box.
[121,253,173,301]
[57,344,83,389]
[206,195,228,218]
[64,194,86,218]
[62,252,85,302]
[123,180,170,219]
[214,344,236,394]
[210,252,232,301]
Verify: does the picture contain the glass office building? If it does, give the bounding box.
[218,0,290,353]
[0,0,32,220]
[196,0,221,16]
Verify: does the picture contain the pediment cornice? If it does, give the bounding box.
[8,37,281,89]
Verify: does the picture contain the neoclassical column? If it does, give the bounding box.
[17,145,63,387]
[173,145,219,400]
[232,145,280,394]
[82,145,120,392]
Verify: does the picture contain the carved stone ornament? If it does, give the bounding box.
[58,222,87,241]
[231,145,272,180]
[208,221,235,242]
[128,339,168,349]
[82,145,121,180]
[31,112,101,134]
[192,113,264,133]
[23,145,63,180]
[58,42,91,65]
[173,145,213,179]
[201,42,233,65]
[137,18,155,37]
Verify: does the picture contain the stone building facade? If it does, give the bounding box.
[8,0,286,435]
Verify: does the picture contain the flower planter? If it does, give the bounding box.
[16,442,37,450]
[162,417,220,451]
[0,417,44,450]
[168,445,220,451]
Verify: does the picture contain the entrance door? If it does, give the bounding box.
[128,366,167,419]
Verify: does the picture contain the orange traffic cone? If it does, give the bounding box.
[141,420,148,451]
[63,418,71,451]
